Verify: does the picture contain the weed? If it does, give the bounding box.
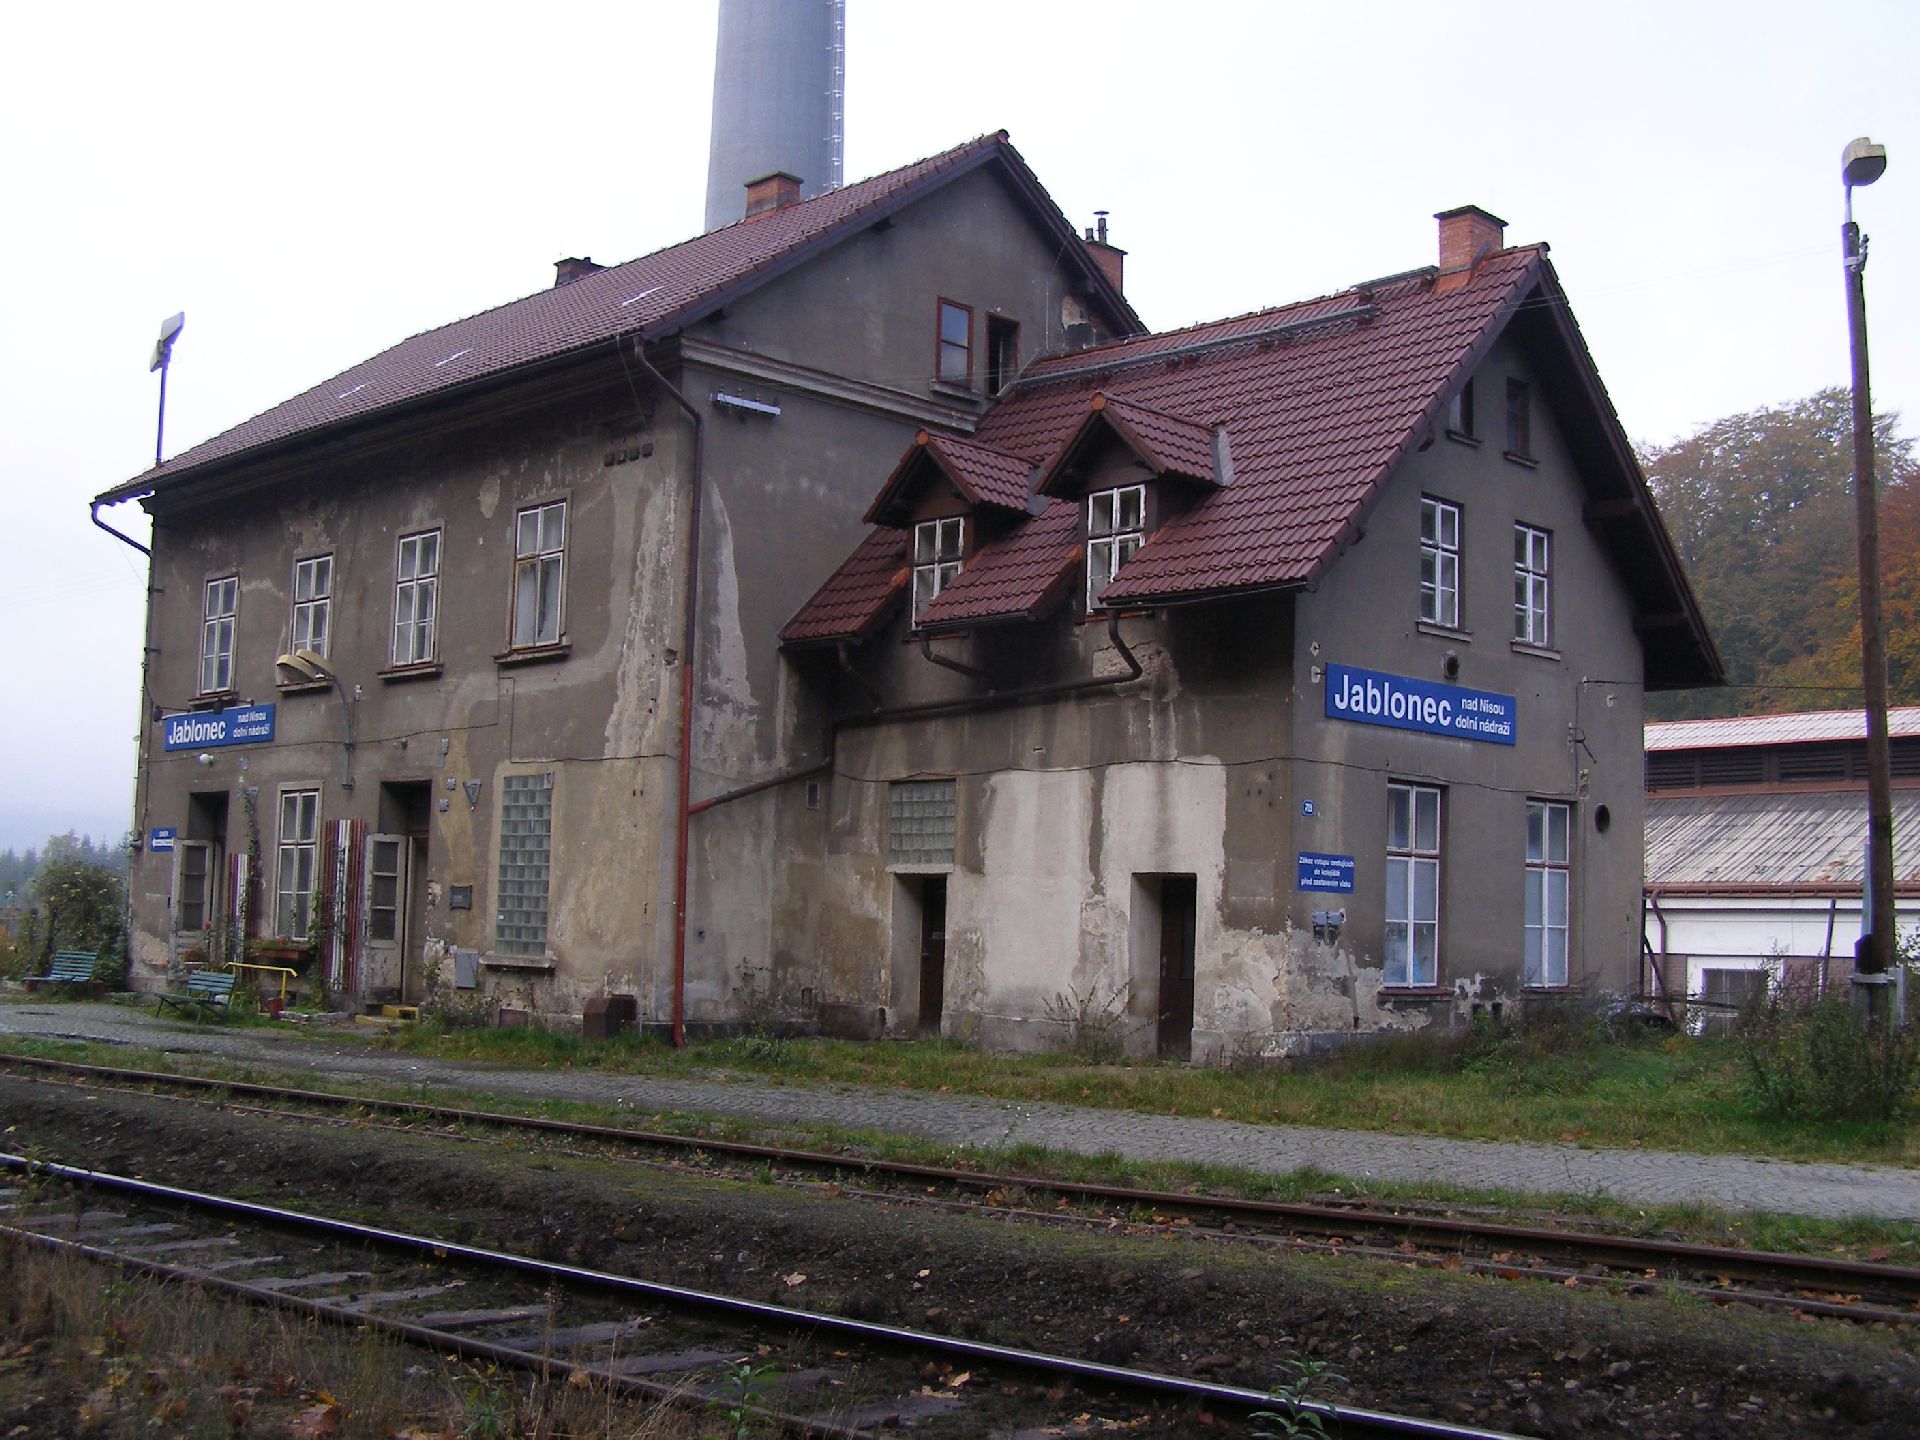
[1734,990,1920,1123]
[1250,1356,1344,1438]
[1041,978,1136,1062]
[713,1357,780,1438]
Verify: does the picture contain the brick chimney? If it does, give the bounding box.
[553,257,604,288]
[1083,211,1125,295]
[1434,206,1506,292]
[744,171,803,219]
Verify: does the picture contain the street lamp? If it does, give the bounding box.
[275,649,357,792]
[1841,136,1897,1015]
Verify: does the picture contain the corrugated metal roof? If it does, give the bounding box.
[1645,708,1920,751]
[1645,789,1920,890]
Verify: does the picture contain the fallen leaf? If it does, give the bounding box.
[783,1272,807,1287]
[946,1371,972,1388]
[287,1402,341,1437]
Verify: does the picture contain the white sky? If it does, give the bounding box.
[1,0,1915,852]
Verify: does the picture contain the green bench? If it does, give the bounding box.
[156,969,237,1022]
[27,950,102,993]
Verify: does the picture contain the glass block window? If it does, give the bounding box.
[889,779,956,867]
[496,772,553,955]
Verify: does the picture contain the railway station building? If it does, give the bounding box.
[98,135,1718,1059]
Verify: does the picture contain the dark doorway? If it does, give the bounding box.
[1156,875,1197,1060]
[375,782,433,1003]
[918,875,948,1036]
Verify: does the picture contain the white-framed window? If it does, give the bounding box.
[937,299,972,386]
[912,516,965,620]
[290,554,333,657]
[1419,498,1460,629]
[1513,524,1551,646]
[496,771,553,956]
[512,501,566,649]
[392,529,441,665]
[1524,800,1570,987]
[275,788,320,939]
[1087,484,1145,609]
[200,575,238,694]
[1385,782,1441,987]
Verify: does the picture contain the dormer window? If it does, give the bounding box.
[1087,484,1144,609]
[912,516,965,620]
[937,300,972,386]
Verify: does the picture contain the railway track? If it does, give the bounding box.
[0,1153,1529,1439]
[6,1053,1918,1328]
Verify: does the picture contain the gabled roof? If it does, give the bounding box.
[779,529,909,647]
[1036,392,1223,496]
[1646,708,1920,752]
[863,432,1036,526]
[100,131,1141,506]
[786,243,1721,690]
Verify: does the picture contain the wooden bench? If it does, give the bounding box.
[26,951,101,993]
[156,969,236,1022]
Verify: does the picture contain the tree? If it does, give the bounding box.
[1640,389,1917,720]
[30,856,125,966]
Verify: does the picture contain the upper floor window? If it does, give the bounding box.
[1087,484,1144,609]
[1524,800,1570,987]
[1506,378,1532,458]
[200,576,238,695]
[912,516,964,621]
[393,529,441,666]
[1419,497,1460,629]
[512,501,566,649]
[290,555,332,657]
[986,315,1019,396]
[937,299,972,387]
[1513,524,1551,646]
[1385,782,1442,987]
[1448,379,1475,438]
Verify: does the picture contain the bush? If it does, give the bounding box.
[1734,991,1920,1123]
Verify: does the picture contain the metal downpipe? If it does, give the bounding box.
[633,344,702,1049]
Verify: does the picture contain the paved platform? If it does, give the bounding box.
[2,999,1918,1222]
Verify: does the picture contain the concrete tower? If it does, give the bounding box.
[703,0,845,232]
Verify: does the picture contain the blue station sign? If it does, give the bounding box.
[1325,664,1515,746]
[161,703,276,751]
[148,827,177,852]
[1298,852,1356,893]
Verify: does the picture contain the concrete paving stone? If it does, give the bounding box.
[2,1001,1918,1221]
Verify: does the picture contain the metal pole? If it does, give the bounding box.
[1844,212,1898,1015]
[154,358,168,468]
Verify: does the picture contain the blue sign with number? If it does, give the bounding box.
[148,827,176,852]
[1325,664,1515,746]
[1298,852,1356,893]
[161,703,276,751]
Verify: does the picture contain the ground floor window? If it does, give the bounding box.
[1524,800,1570,986]
[1385,782,1441,986]
[496,772,553,955]
[889,779,956,867]
[275,789,320,938]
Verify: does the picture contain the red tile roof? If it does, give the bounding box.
[862,432,1034,526]
[789,252,1540,644]
[102,131,1139,503]
[916,503,1082,629]
[1038,393,1220,492]
[779,528,909,646]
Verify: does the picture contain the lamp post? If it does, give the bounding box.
[1842,136,1897,1016]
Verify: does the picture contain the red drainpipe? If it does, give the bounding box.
[633,342,703,1049]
